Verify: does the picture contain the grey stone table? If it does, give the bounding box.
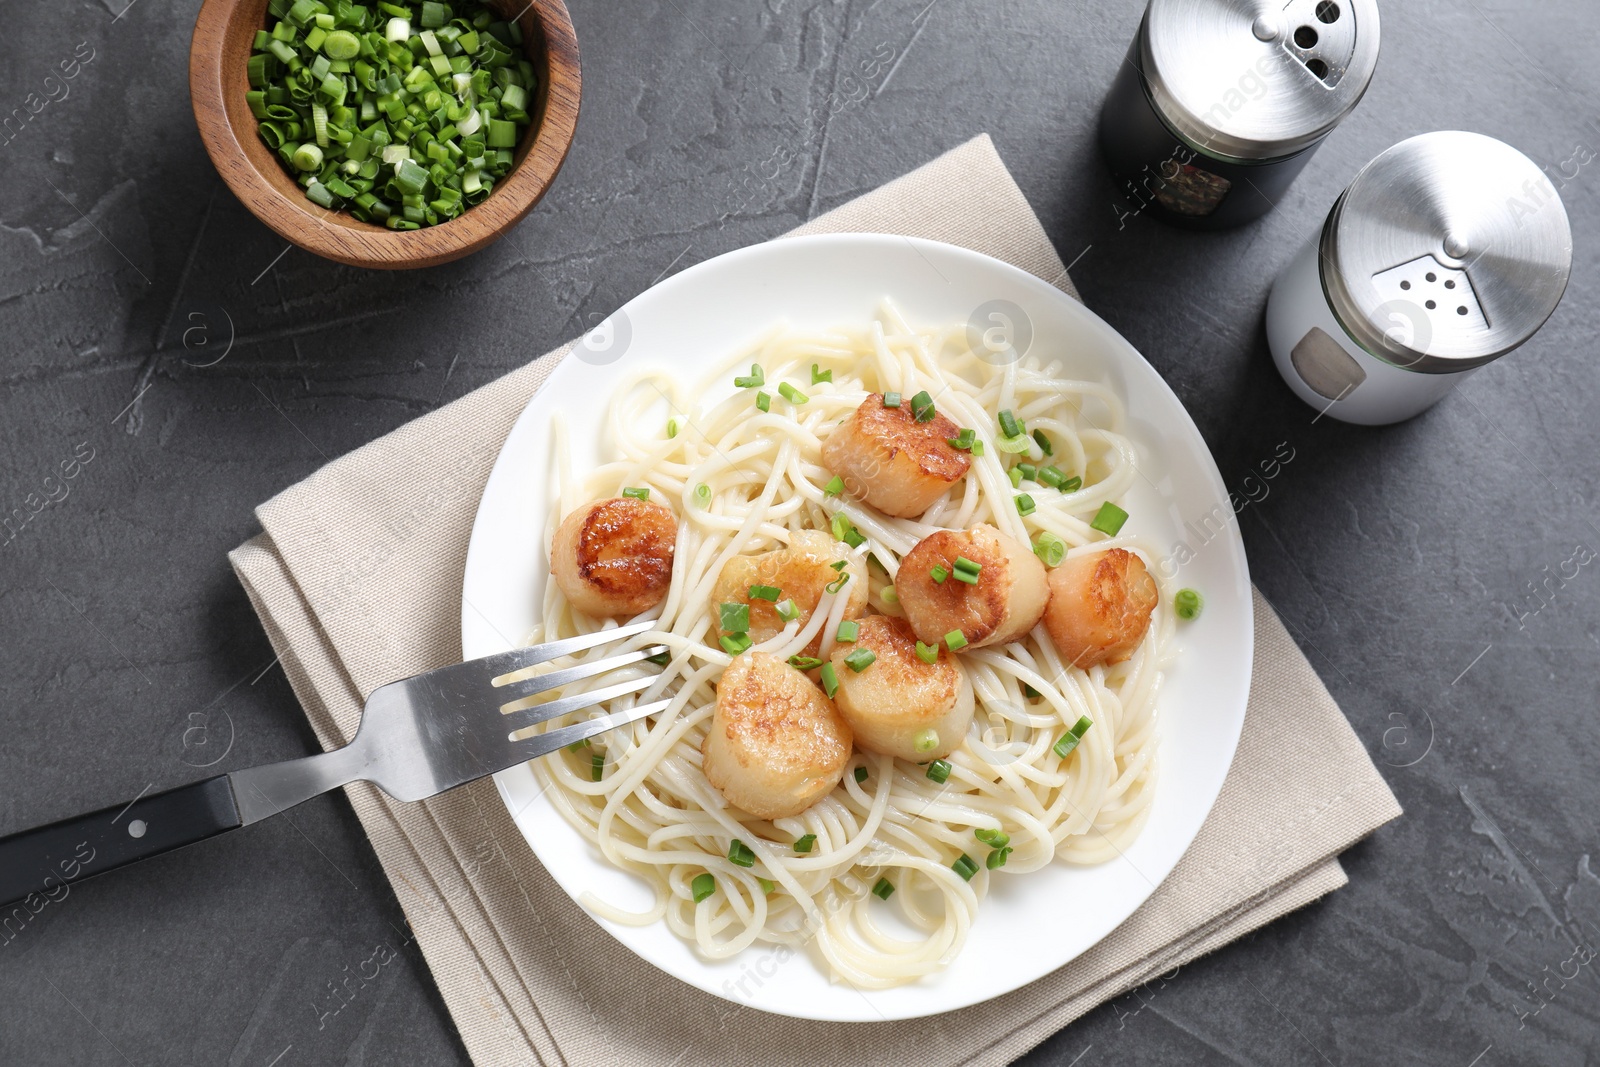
[1,1,1596,1063]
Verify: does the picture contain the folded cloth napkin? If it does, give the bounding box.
[230,133,1401,1067]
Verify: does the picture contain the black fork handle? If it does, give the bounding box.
[0,776,242,911]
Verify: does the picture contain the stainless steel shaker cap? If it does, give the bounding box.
[1141,0,1382,161]
[1321,131,1574,373]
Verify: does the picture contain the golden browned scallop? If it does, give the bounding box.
[711,530,868,655]
[821,393,972,518]
[550,498,677,618]
[896,524,1049,649]
[701,652,853,820]
[828,616,974,761]
[1043,549,1158,668]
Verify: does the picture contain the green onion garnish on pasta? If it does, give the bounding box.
[1015,493,1036,517]
[952,853,979,881]
[944,629,968,651]
[1060,475,1082,492]
[1022,682,1040,699]
[622,486,649,501]
[910,391,936,422]
[719,603,750,633]
[1017,462,1037,482]
[590,753,605,781]
[1033,531,1066,567]
[836,620,859,642]
[986,847,1012,870]
[1053,715,1094,758]
[787,655,823,670]
[998,409,1022,439]
[1174,588,1204,620]
[820,663,840,697]
[692,873,716,902]
[758,877,775,895]
[915,641,939,665]
[1038,466,1064,488]
[830,560,848,571]
[1090,501,1129,535]
[953,557,981,580]
[1033,429,1052,455]
[566,737,590,752]
[719,633,752,655]
[823,475,845,497]
[735,364,764,388]
[811,364,832,385]
[792,834,817,853]
[843,648,876,672]
[727,839,756,868]
[666,418,680,439]
[775,599,800,623]
[946,428,976,451]
[779,382,809,405]
[853,765,867,784]
[1008,467,1023,488]
[872,877,895,900]
[825,572,851,594]
[748,584,780,602]
[930,565,949,583]
[913,728,940,754]
[974,828,1010,848]
[880,584,898,605]
[926,759,952,784]
[645,650,671,666]
[883,392,902,408]
[693,483,711,506]
[756,391,771,412]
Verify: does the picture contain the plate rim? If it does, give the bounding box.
[461,231,1254,1021]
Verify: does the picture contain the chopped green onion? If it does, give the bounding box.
[913,728,940,754]
[758,877,776,895]
[880,584,898,605]
[953,556,981,578]
[591,753,605,781]
[1008,467,1023,489]
[823,474,845,497]
[292,143,324,172]
[735,364,765,388]
[974,828,1010,848]
[1175,588,1204,620]
[1033,531,1066,567]
[719,603,750,633]
[1017,462,1037,482]
[952,853,979,881]
[566,737,591,752]
[946,427,977,451]
[1022,682,1041,699]
[944,629,968,651]
[793,834,817,853]
[1016,494,1036,516]
[756,391,771,412]
[667,417,680,439]
[914,641,939,665]
[693,483,712,507]
[749,584,781,602]
[883,392,902,408]
[787,655,823,670]
[820,662,840,698]
[972,440,986,457]
[843,647,876,672]
[622,486,650,501]
[1038,466,1065,488]
[931,565,949,583]
[1033,431,1052,457]
[775,599,800,623]
[825,571,851,594]
[728,839,756,868]
[778,382,809,405]
[1090,501,1129,536]
[1053,716,1094,758]
[645,650,672,666]
[828,514,865,550]
[986,846,1012,870]
[853,764,867,784]
[910,390,936,422]
[1060,476,1083,493]
[811,364,832,385]
[692,873,716,902]
[719,633,753,655]
[952,567,979,586]
[926,759,952,784]
[836,620,860,642]
[872,877,895,900]
[830,560,849,571]
[998,410,1022,439]
[995,433,1031,454]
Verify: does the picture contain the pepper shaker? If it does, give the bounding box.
[1265,131,1573,425]
[1100,0,1381,229]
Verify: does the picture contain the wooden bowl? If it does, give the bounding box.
[190,0,579,269]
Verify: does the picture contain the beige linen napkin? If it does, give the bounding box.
[230,134,1401,1067]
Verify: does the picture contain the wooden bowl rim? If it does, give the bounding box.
[189,0,579,269]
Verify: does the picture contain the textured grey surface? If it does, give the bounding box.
[0,0,1596,1064]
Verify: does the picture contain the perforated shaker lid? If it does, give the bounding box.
[1141,0,1382,161]
[1321,131,1574,373]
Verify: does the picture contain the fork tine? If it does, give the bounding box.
[494,644,666,703]
[518,698,673,760]
[472,618,658,679]
[502,674,661,729]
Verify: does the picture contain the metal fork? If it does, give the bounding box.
[0,620,668,910]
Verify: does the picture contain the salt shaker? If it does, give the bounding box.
[1265,131,1573,425]
[1099,0,1381,229]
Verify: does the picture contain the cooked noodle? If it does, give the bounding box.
[523,302,1174,987]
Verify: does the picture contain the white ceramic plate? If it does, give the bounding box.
[461,234,1252,1022]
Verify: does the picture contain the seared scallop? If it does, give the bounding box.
[701,652,853,819]
[829,616,974,761]
[712,530,868,655]
[897,524,1048,648]
[821,393,972,518]
[551,497,677,618]
[1043,548,1158,668]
